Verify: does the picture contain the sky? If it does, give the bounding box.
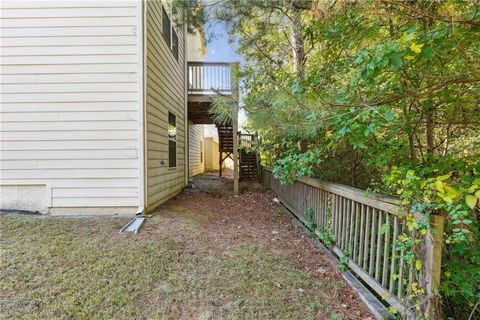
[203,21,240,62]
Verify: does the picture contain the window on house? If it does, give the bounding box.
[172,29,179,60]
[200,141,203,163]
[168,112,176,168]
[162,6,171,47]
[161,4,179,61]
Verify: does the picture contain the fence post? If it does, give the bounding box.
[419,214,444,319]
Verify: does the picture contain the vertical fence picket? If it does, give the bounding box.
[358,204,365,264]
[325,191,329,229]
[348,201,355,257]
[353,202,360,263]
[344,198,350,250]
[336,195,341,245]
[389,216,399,292]
[375,210,383,281]
[398,252,405,299]
[369,208,377,275]
[318,189,323,229]
[320,190,324,227]
[331,193,337,237]
[363,206,371,270]
[320,189,325,228]
[382,214,391,287]
[341,198,346,250]
[397,221,406,299]
[341,197,348,250]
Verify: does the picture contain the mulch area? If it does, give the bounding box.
[159,178,374,319]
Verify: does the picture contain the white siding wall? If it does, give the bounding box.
[144,1,186,211]
[189,122,204,177]
[0,1,140,214]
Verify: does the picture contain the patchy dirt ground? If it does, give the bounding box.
[189,172,234,197]
[188,172,266,197]
[1,177,373,320]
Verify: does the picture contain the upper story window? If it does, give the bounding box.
[162,6,171,46]
[162,5,179,61]
[172,30,179,60]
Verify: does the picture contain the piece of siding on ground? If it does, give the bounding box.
[144,0,186,212]
[0,1,140,214]
[189,122,205,177]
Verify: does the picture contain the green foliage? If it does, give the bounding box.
[382,163,480,315]
[304,208,317,234]
[337,256,349,272]
[317,228,335,248]
[208,63,241,126]
[273,150,322,184]
[442,240,480,308]
[304,206,338,249]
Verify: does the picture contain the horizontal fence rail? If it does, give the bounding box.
[262,168,441,316]
[188,61,233,95]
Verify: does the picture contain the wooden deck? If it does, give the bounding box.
[187,61,234,125]
[187,94,216,124]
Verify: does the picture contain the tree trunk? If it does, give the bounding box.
[288,9,305,80]
[425,104,435,155]
[403,103,417,162]
[289,4,306,151]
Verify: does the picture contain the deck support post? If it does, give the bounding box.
[232,62,240,196]
[233,115,239,196]
[219,152,223,177]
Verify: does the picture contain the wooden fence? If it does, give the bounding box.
[262,168,444,317]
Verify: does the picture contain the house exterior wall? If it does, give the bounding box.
[188,122,204,177]
[205,136,227,172]
[187,30,206,61]
[144,0,187,212]
[204,137,217,171]
[0,1,141,215]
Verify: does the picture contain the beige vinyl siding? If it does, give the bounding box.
[189,122,204,177]
[0,1,140,214]
[144,0,186,211]
[204,137,222,172]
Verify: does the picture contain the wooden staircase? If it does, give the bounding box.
[217,124,234,153]
[216,125,260,181]
[239,149,259,181]
[238,133,260,181]
[217,124,233,178]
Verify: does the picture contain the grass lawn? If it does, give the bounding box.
[0,191,372,319]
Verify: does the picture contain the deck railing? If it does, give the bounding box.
[188,61,233,95]
[262,168,443,317]
[238,133,256,148]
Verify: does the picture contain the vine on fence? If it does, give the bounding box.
[383,166,479,319]
[304,198,336,249]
